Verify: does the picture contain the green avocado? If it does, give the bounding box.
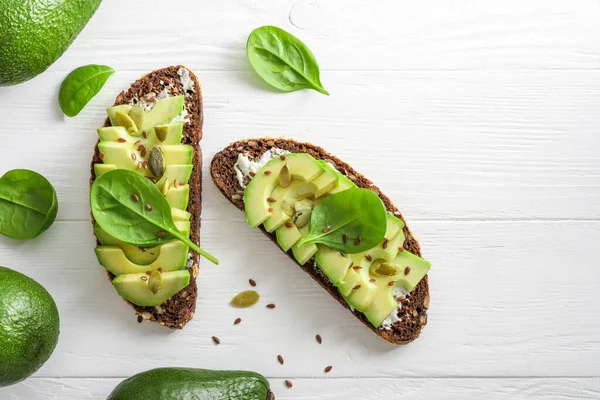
[291,225,318,264]
[263,181,314,233]
[95,241,189,275]
[0,0,102,86]
[113,270,190,307]
[171,207,191,222]
[275,221,302,252]
[154,123,184,145]
[315,245,352,286]
[107,105,132,127]
[107,367,272,400]
[0,267,59,387]
[94,224,163,265]
[94,163,117,177]
[154,165,194,190]
[165,184,190,210]
[141,96,184,133]
[320,160,356,194]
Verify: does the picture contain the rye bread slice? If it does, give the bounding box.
[90,65,203,329]
[211,138,430,345]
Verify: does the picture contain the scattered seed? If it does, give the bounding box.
[404,266,411,275]
[148,177,157,183]
[146,204,152,211]
[369,279,376,283]
[184,114,190,119]
[118,138,126,143]
[234,318,242,325]
[249,279,257,287]
[382,239,389,249]
[365,254,372,261]
[137,315,143,323]
[157,268,163,273]
[141,148,147,157]
[342,234,348,244]
[142,161,148,169]
[323,225,331,233]
[231,290,260,308]
[285,222,293,228]
[212,336,221,345]
[353,266,362,270]
[388,281,396,286]
[148,82,153,91]
[355,236,361,245]
[134,140,141,145]
[266,303,276,309]
[146,270,152,275]
[340,252,345,257]
[141,276,148,281]
[398,247,404,253]
[249,171,256,177]
[316,334,322,344]
[267,197,276,203]
[285,380,293,388]
[277,355,284,365]
[264,170,272,175]
[157,231,166,238]
[131,153,137,161]
[280,155,287,161]
[99,152,105,161]
[132,194,139,202]
[142,131,147,138]
[174,179,179,188]
[353,284,361,290]
[268,207,273,212]
[325,366,333,373]
[137,161,144,169]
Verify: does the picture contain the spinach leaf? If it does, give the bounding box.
[0,169,58,239]
[90,169,218,265]
[296,188,387,253]
[59,64,114,117]
[247,26,329,95]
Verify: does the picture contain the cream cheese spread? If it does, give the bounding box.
[178,67,194,93]
[234,148,290,188]
[380,286,408,329]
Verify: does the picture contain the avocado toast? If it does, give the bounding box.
[211,139,431,345]
[90,66,203,329]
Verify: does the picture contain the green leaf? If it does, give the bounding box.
[247,26,329,95]
[296,188,387,253]
[90,169,218,265]
[59,64,114,117]
[0,169,58,239]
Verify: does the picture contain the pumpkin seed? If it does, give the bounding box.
[231,290,260,308]
[148,147,166,178]
[294,207,312,228]
[370,260,401,277]
[282,198,295,216]
[148,271,163,294]
[155,125,168,142]
[279,164,291,187]
[128,105,145,132]
[115,111,139,135]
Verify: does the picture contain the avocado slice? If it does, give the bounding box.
[175,220,191,237]
[113,270,190,307]
[338,267,362,297]
[160,145,193,165]
[97,142,193,174]
[311,166,339,198]
[153,123,184,145]
[165,185,190,210]
[94,163,117,177]
[94,224,166,265]
[171,207,191,222]
[291,225,318,265]
[263,181,314,233]
[98,126,130,142]
[98,123,184,147]
[140,96,185,133]
[276,222,302,252]
[154,165,193,189]
[107,105,132,127]
[245,153,325,228]
[95,241,189,275]
[319,160,356,194]
[347,279,377,310]
[315,245,353,286]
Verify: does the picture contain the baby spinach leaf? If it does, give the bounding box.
[247,25,329,95]
[90,169,218,265]
[59,64,114,117]
[0,169,58,239]
[296,188,387,253]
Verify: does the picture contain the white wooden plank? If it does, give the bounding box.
[0,220,598,378]
[4,377,600,400]
[1,71,599,221]
[42,0,600,73]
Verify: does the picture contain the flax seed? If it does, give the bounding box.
[266,304,276,309]
[141,276,148,281]
[355,236,361,245]
[342,234,347,244]
[382,239,388,249]
[325,366,333,373]
[323,226,331,233]
[404,266,411,275]
[285,380,292,388]
[118,138,126,143]
[157,231,166,238]
[146,204,152,211]
[234,318,242,325]
[280,155,287,161]
[132,194,139,202]
[212,336,220,345]
[249,171,256,177]
[99,152,105,161]
[267,197,276,203]
[353,284,361,290]
[285,222,293,228]
[265,170,272,175]
[316,334,322,344]
[365,254,372,261]
[388,281,396,286]
[249,279,257,287]
[277,355,284,365]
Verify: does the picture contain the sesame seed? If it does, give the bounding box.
[131,153,137,161]
[141,276,148,281]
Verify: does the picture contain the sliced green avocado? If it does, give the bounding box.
[276,222,302,252]
[165,185,190,210]
[113,270,190,307]
[155,165,194,190]
[263,181,314,233]
[141,96,185,133]
[160,145,193,165]
[98,124,184,147]
[319,160,356,194]
[392,251,431,292]
[291,225,318,265]
[94,224,165,265]
[338,267,362,297]
[95,241,189,275]
[175,220,191,237]
[315,245,352,286]
[94,163,117,177]
[384,213,404,240]
[153,123,184,145]
[245,153,324,228]
[98,126,130,142]
[107,105,132,126]
[311,166,339,198]
[98,142,192,174]
[172,207,191,222]
[366,228,406,262]
[347,279,377,310]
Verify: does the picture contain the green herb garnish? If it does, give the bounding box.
[296,188,386,253]
[90,169,218,265]
[0,169,58,239]
[246,26,329,95]
[59,64,114,117]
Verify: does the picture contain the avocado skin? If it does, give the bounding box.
[0,0,102,86]
[107,368,274,400]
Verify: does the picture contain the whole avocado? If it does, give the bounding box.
[107,368,275,400]
[0,267,60,387]
[0,0,102,86]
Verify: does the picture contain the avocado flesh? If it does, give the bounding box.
[97,123,184,147]
[94,164,117,177]
[276,223,302,252]
[311,167,339,198]
[154,124,184,145]
[320,160,356,194]
[166,185,190,210]
[263,180,314,233]
[0,0,102,86]
[140,96,185,133]
[97,142,193,174]
[107,105,132,127]
[113,270,190,307]
[95,242,190,276]
[161,145,194,165]
[171,207,191,222]
[95,224,166,265]
[154,165,194,190]
[315,245,352,286]
[291,225,318,264]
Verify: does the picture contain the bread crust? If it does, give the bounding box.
[90,66,203,329]
[210,138,430,345]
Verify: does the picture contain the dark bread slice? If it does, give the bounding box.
[90,65,203,329]
[211,138,430,345]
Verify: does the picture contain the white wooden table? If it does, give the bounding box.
[2,0,600,398]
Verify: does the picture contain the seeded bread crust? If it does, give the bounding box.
[211,138,430,345]
[90,66,203,329]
